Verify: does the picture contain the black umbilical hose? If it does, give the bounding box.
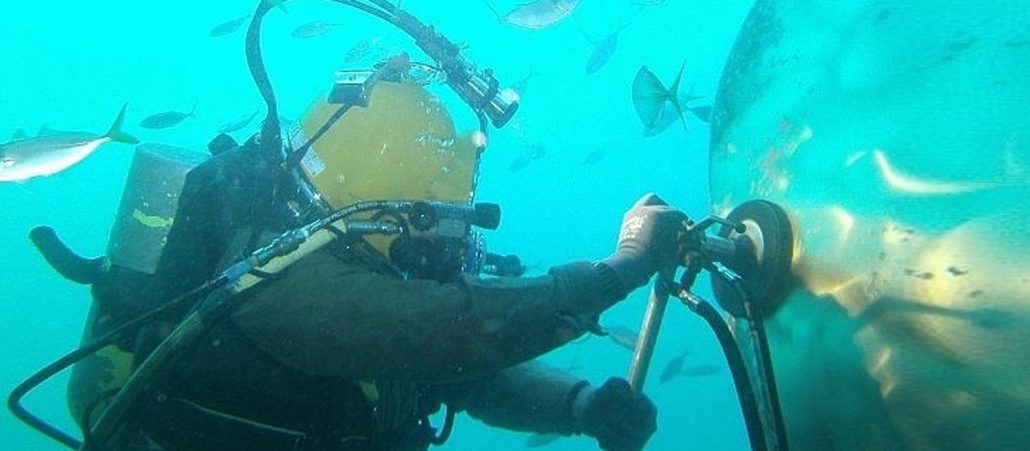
[680,290,769,451]
[244,0,404,167]
[7,275,228,450]
[244,0,282,164]
[743,301,790,451]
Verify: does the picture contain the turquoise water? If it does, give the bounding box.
[0,0,753,450]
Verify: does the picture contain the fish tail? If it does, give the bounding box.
[106,103,140,145]
[669,61,690,132]
[673,100,690,133]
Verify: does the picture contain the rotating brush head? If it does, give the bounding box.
[711,199,796,318]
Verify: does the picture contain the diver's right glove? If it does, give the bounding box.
[574,378,658,451]
[600,193,689,293]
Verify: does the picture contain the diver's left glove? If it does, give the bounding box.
[573,378,657,451]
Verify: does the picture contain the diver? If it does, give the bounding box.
[12,3,693,451]
[77,62,686,450]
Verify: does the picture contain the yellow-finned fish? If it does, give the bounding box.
[0,104,138,182]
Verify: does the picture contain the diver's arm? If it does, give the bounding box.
[443,360,659,450]
[229,249,626,382]
[441,360,588,435]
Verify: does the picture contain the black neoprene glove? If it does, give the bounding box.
[573,378,658,451]
[601,193,689,292]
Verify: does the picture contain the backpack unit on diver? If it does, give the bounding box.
[9,1,520,449]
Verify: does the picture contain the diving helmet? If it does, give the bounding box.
[288,55,487,280]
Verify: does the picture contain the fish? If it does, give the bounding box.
[0,104,138,182]
[525,433,562,447]
[291,21,345,39]
[218,111,261,135]
[605,325,639,351]
[486,0,580,30]
[344,36,383,63]
[140,107,195,130]
[209,14,250,37]
[10,129,29,141]
[632,62,703,136]
[581,148,608,165]
[658,347,693,384]
[681,364,722,378]
[584,23,631,75]
[508,143,546,173]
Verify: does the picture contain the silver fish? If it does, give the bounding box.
[291,21,345,39]
[605,325,639,351]
[10,129,29,141]
[525,433,562,447]
[0,105,138,182]
[140,107,195,130]
[218,111,261,134]
[487,0,580,30]
[585,23,631,75]
[209,14,250,37]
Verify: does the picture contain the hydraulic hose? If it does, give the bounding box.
[743,301,790,451]
[678,289,768,451]
[7,275,228,450]
[244,0,282,163]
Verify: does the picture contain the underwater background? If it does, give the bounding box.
[1,0,755,449]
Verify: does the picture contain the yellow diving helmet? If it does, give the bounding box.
[288,54,489,278]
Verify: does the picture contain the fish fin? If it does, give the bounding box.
[106,104,140,145]
[37,124,55,136]
[265,0,289,13]
[674,101,690,133]
[632,65,670,128]
[667,61,689,132]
